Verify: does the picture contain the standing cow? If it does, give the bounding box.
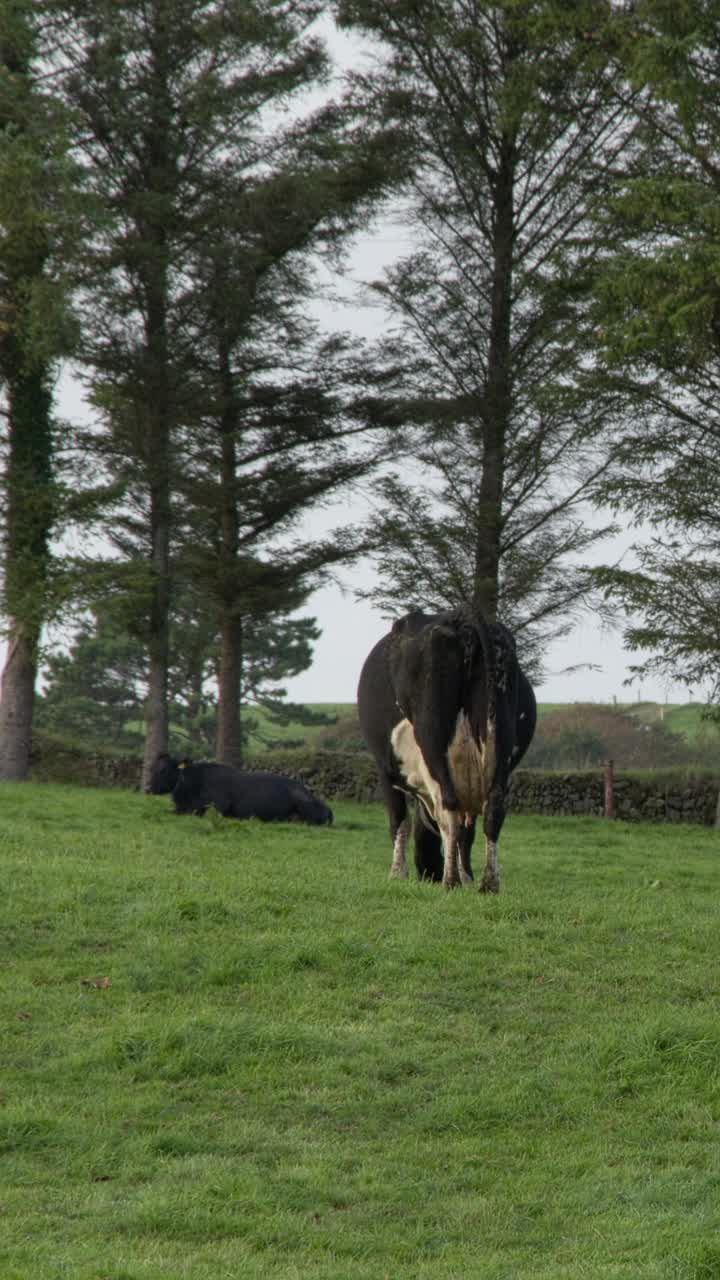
[357,606,535,891]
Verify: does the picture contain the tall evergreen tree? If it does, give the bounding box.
[336,0,631,669]
[176,150,403,765]
[0,0,80,778]
[49,0,402,782]
[591,1,720,705]
[36,585,324,755]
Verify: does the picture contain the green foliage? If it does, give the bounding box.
[36,611,343,758]
[0,0,89,778]
[36,0,405,765]
[589,1,720,719]
[339,0,626,659]
[37,618,146,748]
[2,784,720,1276]
[525,701,701,769]
[314,709,366,752]
[593,540,720,707]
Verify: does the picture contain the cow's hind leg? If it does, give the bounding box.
[457,815,475,885]
[390,814,412,879]
[479,788,505,894]
[479,837,499,894]
[380,775,411,879]
[437,806,462,889]
[413,803,443,882]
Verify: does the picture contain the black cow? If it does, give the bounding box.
[357,606,536,891]
[147,755,333,825]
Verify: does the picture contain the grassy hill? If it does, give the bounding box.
[245,702,356,749]
[246,700,720,751]
[632,701,720,742]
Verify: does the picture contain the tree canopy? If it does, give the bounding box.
[4,0,720,755]
[37,0,403,773]
[0,0,85,777]
[335,0,631,674]
[590,0,720,706]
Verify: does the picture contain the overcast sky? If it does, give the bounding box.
[282,585,692,706]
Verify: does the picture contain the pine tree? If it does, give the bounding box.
[49,0,402,781]
[0,0,81,778]
[590,1,720,705]
[174,142,404,765]
[35,588,325,755]
[336,0,631,668]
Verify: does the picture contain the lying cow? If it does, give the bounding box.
[357,606,535,891]
[147,754,333,825]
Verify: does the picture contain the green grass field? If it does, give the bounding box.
[3,783,720,1279]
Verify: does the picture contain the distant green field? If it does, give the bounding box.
[650,703,720,741]
[247,700,720,749]
[245,702,355,748]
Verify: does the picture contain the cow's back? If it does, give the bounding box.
[230,770,295,821]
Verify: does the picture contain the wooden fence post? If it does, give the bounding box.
[604,758,615,819]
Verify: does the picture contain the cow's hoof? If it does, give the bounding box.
[479,875,499,894]
[389,865,408,880]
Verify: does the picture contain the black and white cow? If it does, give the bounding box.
[147,755,333,825]
[357,606,536,891]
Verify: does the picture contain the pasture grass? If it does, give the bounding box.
[1,783,720,1278]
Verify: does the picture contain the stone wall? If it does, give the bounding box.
[509,769,719,826]
[27,735,720,825]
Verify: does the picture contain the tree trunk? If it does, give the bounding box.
[217,613,243,767]
[138,32,174,790]
[215,337,243,767]
[0,624,38,779]
[141,446,171,787]
[0,369,53,781]
[473,137,516,622]
[140,365,172,787]
[143,630,169,784]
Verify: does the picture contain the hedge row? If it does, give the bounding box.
[26,736,720,826]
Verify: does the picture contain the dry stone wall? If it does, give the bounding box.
[28,736,720,825]
[508,770,719,826]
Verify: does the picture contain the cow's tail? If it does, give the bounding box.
[478,613,498,794]
[460,605,510,794]
[480,613,518,798]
